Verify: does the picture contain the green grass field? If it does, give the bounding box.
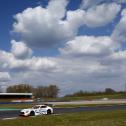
[0,110,126,126]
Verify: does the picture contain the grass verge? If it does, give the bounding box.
[0,110,126,126]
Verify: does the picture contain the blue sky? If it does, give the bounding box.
[0,0,46,51]
[0,0,126,95]
[1,0,123,52]
[0,0,79,50]
[0,0,82,57]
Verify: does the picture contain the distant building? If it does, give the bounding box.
[0,93,33,102]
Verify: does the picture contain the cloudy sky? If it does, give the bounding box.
[0,0,126,95]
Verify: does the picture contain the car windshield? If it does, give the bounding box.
[33,106,40,109]
[40,105,47,108]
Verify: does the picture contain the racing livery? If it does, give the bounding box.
[20,105,53,116]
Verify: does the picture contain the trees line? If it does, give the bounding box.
[6,84,126,98]
[6,84,59,98]
[64,88,126,97]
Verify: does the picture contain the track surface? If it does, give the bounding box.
[0,105,126,119]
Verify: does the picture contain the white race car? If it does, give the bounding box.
[20,105,53,116]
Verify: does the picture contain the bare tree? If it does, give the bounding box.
[7,84,59,98]
[6,84,33,93]
[34,85,59,98]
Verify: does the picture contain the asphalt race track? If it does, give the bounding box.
[1,105,126,120]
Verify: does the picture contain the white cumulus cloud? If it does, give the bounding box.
[81,0,126,9]
[0,72,11,82]
[0,49,57,72]
[2,0,126,95]
[11,40,32,59]
[12,1,121,50]
[112,9,126,43]
[83,3,121,27]
[81,0,105,9]
[13,0,77,49]
[60,36,117,56]
[47,0,68,19]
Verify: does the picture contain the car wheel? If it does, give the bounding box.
[47,109,51,115]
[30,111,35,116]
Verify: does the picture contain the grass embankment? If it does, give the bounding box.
[33,93,126,102]
[55,103,126,108]
[62,93,126,101]
[0,103,33,109]
[1,110,126,126]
